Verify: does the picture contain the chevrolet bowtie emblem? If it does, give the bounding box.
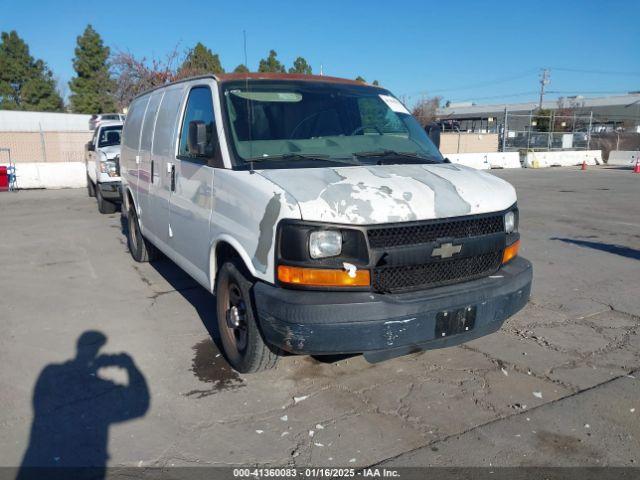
[431,242,462,259]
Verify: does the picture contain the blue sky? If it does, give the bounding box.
[1,0,639,107]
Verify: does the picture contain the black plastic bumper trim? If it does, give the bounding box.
[97,181,122,201]
[253,256,532,355]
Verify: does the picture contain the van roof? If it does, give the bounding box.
[133,73,382,100]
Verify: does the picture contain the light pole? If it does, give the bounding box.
[538,69,550,110]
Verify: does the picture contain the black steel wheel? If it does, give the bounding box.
[216,260,279,373]
[126,204,159,262]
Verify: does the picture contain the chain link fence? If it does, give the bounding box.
[501,112,596,152]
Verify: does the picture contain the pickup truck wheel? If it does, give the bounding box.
[97,188,117,214]
[216,260,279,373]
[87,176,96,197]
[126,205,160,262]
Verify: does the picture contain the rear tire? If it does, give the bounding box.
[87,176,96,197]
[216,260,280,373]
[97,187,117,214]
[126,204,160,262]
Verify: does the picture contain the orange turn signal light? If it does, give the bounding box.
[277,265,370,287]
[502,240,521,264]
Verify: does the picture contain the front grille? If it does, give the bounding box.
[367,214,504,248]
[372,251,502,293]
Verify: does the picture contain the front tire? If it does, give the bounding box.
[126,204,160,262]
[97,187,117,214]
[216,260,280,373]
[87,175,96,197]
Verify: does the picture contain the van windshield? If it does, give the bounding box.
[221,80,443,169]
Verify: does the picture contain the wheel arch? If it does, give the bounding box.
[123,186,136,213]
[209,236,257,293]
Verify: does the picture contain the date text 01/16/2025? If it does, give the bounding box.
[232,467,401,478]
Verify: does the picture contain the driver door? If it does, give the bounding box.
[167,83,222,287]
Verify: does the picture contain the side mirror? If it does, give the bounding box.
[86,142,95,152]
[188,120,207,156]
[424,122,441,149]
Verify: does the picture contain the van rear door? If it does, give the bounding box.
[121,95,149,205]
[137,91,163,238]
[144,86,185,249]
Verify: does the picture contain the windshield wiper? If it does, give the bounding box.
[244,153,361,166]
[352,150,440,164]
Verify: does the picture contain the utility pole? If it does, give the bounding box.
[538,68,550,110]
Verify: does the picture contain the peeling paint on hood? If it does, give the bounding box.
[258,163,516,225]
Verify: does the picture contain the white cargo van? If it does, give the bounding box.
[120,73,532,373]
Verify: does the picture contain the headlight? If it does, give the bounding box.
[504,210,517,234]
[309,230,342,259]
[100,160,118,177]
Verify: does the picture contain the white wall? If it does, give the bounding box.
[0,162,86,189]
[0,110,91,132]
[522,150,602,168]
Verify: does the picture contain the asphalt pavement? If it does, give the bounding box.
[0,166,638,470]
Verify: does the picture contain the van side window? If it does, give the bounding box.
[178,86,222,167]
[123,96,148,150]
[153,88,183,158]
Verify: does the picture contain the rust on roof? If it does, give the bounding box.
[216,72,377,86]
[133,73,381,101]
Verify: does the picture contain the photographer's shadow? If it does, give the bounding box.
[18,331,149,479]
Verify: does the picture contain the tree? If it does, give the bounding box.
[177,42,224,77]
[355,76,366,83]
[258,50,285,73]
[69,25,116,114]
[411,95,442,126]
[533,108,552,132]
[554,97,575,132]
[288,56,312,75]
[372,80,379,86]
[0,30,63,111]
[233,64,250,73]
[111,47,181,110]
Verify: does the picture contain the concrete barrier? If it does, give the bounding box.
[446,152,521,170]
[0,162,86,189]
[522,150,602,168]
[485,152,521,169]
[446,153,490,170]
[607,150,638,168]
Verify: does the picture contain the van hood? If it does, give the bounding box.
[98,145,121,159]
[258,163,516,225]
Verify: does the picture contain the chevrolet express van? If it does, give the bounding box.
[120,73,532,373]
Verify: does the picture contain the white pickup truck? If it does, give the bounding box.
[120,73,532,373]
[85,120,123,214]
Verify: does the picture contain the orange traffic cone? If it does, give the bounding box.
[581,160,587,171]
[633,160,640,174]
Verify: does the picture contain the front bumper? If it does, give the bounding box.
[254,256,532,360]
[97,181,122,202]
